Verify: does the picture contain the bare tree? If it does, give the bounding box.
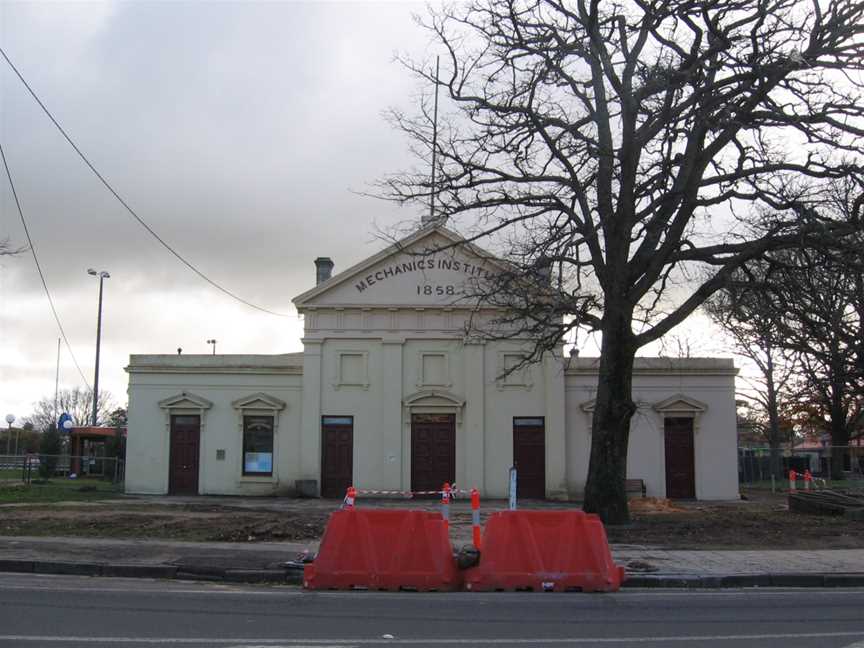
[24,387,117,432]
[722,180,864,478]
[705,265,798,478]
[382,0,864,521]
[0,237,26,259]
[754,242,864,478]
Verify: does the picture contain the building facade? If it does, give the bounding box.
[125,226,739,500]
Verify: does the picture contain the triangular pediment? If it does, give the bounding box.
[293,225,510,309]
[158,391,213,410]
[653,394,708,414]
[403,389,466,409]
[231,392,287,411]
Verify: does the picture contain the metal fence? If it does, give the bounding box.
[739,445,864,488]
[0,453,125,486]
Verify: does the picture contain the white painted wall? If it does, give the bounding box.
[564,358,739,500]
[126,354,738,501]
[126,355,303,496]
[125,228,739,502]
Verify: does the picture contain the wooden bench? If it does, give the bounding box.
[625,478,647,498]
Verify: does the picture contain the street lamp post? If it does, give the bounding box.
[4,414,13,457]
[207,339,217,355]
[87,269,110,426]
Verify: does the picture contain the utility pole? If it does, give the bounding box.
[54,336,60,426]
[88,269,110,426]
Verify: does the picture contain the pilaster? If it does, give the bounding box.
[544,350,568,499]
[299,338,323,488]
[463,339,486,492]
[381,337,405,490]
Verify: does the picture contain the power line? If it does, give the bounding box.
[0,139,93,390]
[0,46,291,317]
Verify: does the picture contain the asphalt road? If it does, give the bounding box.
[1,573,863,647]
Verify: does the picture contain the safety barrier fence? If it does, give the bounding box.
[787,469,827,491]
[306,482,625,593]
[343,483,481,547]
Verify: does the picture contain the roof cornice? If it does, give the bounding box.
[127,365,303,375]
[565,357,738,377]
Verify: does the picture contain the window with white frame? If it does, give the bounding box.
[242,415,274,476]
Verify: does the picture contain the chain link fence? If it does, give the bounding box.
[739,445,864,489]
[0,453,125,489]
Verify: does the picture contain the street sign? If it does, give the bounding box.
[58,412,73,432]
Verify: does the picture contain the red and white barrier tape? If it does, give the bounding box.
[351,486,472,498]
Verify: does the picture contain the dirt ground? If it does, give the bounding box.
[1,489,863,549]
[0,503,330,543]
[604,490,864,549]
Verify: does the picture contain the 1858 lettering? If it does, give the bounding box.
[417,285,458,296]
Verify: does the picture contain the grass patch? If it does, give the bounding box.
[0,478,122,504]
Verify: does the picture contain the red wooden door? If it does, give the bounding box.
[169,415,200,495]
[513,417,546,499]
[411,414,455,494]
[664,417,696,499]
[321,417,354,498]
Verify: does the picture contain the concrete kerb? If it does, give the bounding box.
[0,559,862,588]
[622,573,864,588]
[0,560,303,585]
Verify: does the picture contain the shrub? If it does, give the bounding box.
[39,425,62,479]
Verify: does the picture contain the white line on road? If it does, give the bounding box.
[2,577,864,600]
[0,631,864,644]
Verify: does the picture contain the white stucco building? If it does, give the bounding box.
[125,225,739,500]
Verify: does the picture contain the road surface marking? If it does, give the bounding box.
[0,631,864,644]
[2,577,863,600]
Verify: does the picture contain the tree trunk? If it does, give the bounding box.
[768,443,783,482]
[583,309,637,525]
[828,387,849,480]
[765,377,783,480]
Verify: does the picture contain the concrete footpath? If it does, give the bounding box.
[1,535,863,588]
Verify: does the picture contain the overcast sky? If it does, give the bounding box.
[0,1,731,424]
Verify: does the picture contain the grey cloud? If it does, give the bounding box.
[0,1,429,416]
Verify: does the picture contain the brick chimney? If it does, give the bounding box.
[314,257,334,285]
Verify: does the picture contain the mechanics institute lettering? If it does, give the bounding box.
[354,258,497,294]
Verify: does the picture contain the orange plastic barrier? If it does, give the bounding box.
[464,510,626,592]
[303,509,462,591]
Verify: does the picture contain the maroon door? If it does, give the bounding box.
[169,415,200,495]
[411,414,455,494]
[321,416,354,498]
[513,417,546,499]
[664,417,696,499]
